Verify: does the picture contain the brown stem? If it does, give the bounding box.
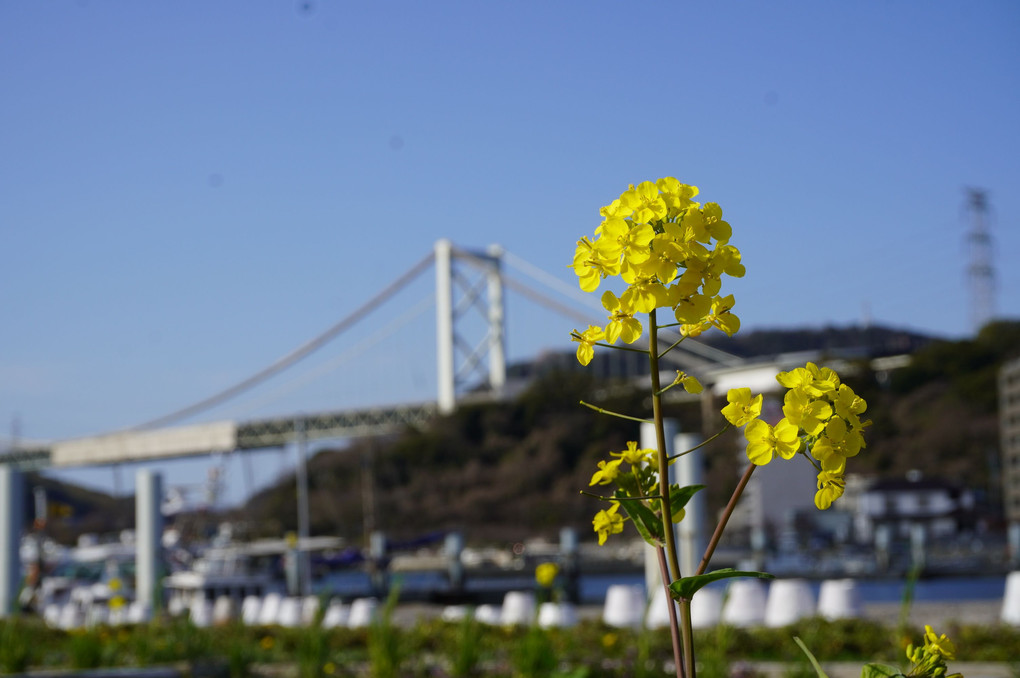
[657,547,686,678]
[696,462,756,576]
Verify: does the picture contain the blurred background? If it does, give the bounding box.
[1,2,1017,549]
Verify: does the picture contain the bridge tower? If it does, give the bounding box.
[434,239,506,414]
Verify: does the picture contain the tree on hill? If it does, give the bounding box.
[239,321,1020,544]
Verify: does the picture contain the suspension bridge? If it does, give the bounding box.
[0,240,763,615]
[2,240,744,472]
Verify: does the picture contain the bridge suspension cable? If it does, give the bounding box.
[220,294,434,419]
[128,243,740,433]
[502,250,744,366]
[133,252,436,430]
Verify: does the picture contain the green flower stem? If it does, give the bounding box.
[799,447,823,472]
[679,598,695,678]
[578,401,652,423]
[594,342,650,353]
[580,490,663,502]
[655,381,683,396]
[649,310,691,678]
[696,462,756,576]
[572,335,649,354]
[657,334,688,360]
[666,426,731,462]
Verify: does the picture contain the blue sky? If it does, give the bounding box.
[2,2,1018,504]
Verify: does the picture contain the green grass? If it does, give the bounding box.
[0,615,1012,676]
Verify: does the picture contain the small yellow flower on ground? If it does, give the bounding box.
[535,562,559,588]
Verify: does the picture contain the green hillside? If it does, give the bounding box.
[236,320,1020,544]
[29,320,1020,546]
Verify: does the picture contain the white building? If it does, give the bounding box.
[1000,358,1020,523]
[854,471,976,544]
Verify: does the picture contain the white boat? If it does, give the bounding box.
[162,535,345,617]
[163,545,282,615]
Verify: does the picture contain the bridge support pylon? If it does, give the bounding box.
[0,466,23,617]
[135,469,164,611]
[435,239,506,415]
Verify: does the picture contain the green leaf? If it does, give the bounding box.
[613,491,663,545]
[860,663,904,678]
[668,484,705,511]
[668,568,774,601]
[792,637,829,678]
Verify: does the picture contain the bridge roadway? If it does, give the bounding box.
[0,373,707,472]
[2,400,446,471]
[7,350,863,473]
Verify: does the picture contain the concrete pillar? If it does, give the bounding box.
[444,532,464,591]
[135,469,163,610]
[486,244,506,396]
[642,419,679,597]
[875,524,891,572]
[675,433,706,580]
[294,420,312,596]
[560,527,580,604]
[910,522,927,572]
[285,533,300,596]
[1008,521,1020,567]
[369,531,388,595]
[0,467,23,616]
[435,239,455,414]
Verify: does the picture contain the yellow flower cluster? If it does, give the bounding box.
[589,441,658,544]
[722,362,869,510]
[571,178,745,365]
[904,625,961,678]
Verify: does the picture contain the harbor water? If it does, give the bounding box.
[319,569,1009,605]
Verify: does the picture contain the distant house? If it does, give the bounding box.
[853,471,976,543]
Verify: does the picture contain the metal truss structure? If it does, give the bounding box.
[434,239,506,414]
[235,403,438,450]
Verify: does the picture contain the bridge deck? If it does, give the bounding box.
[2,402,440,470]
